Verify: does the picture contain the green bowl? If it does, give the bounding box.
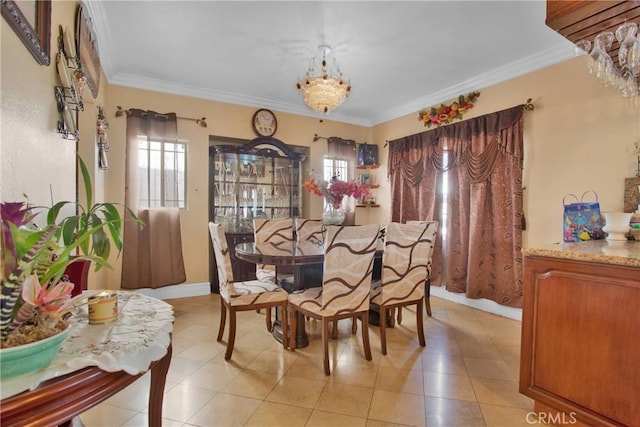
[0,327,70,380]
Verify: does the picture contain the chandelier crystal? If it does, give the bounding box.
[296,45,351,113]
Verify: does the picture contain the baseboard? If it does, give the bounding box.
[134,282,211,300]
[131,281,521,320]
[430,286,522,321]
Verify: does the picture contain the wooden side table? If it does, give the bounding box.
[0,344,172,426]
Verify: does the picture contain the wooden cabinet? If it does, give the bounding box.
[208,137,306,292]
[520,254,640,426]
[545,1,640,74]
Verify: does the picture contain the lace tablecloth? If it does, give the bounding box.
[0,291,174,399]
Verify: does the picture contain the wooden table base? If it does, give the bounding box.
[1,344,172,427]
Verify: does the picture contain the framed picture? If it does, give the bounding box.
[360,174,371,185]
[1,0,51,65]
[76,4,101,98]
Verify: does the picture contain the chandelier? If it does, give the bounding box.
[576,21,640,102]
[296,45,351,113]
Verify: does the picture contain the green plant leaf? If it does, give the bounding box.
[77,155,93,208]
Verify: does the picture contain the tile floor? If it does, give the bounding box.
[80,294,534,426]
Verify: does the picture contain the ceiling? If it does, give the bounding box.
[84,1,576,127]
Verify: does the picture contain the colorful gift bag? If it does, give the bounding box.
[563,191,605,242]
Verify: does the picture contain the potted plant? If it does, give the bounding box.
[0,156,140,378]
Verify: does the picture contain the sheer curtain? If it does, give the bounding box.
[121,109,186,289]
[388,105,525,307]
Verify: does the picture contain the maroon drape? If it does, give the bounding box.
[388,105,525,307]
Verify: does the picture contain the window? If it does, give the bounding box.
[138,136,186,208]
[323,158,349,182]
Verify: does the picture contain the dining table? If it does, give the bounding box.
[235,240,382,348]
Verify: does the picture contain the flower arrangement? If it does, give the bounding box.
[0,156,140,348]
[418,91,480,128]
[304,176,370,208]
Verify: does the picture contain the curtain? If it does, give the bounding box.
[388,105,525,307]
[327,137,357,163]
[121,110,186,289]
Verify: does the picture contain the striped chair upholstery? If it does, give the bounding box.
[288,224,379,375]
[405,220,439,318]
[209,222,288,360]
[253,218,294,331]
[370,221,438,355]
[253,218,295,282]
[294,218,325,245]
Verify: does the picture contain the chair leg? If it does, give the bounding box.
[351,317,357,334]
[332,321,338,339]
[322,318,331,375]
[361,313,372,361]
[425,278,432,317]
[289,305,297,351]
[396,307,402,325]
[416,300,426,347]
[224,307,237,360]
[217,301,227,342]
[280,303,288,351]
[266,307,273,332]
[380,305,388,356]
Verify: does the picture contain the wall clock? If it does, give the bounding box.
[252,109,277,137]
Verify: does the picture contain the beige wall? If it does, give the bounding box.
[373,57,640,248]
[103,85,372,287]
[2,1,638,290]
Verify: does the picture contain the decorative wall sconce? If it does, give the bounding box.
[54,26,84,141]
[97,106,109,170]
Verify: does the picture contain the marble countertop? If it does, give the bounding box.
[523,240,640,268]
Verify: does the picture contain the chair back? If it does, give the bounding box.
[378,222,438,304]
[253,218,294,272]
[208,222,236,297]
[322,224,379,314]
[406,220,440,279]
[377,225,387,251]
[295,218,325,245]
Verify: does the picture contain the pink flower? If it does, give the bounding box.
[22,274,74,313]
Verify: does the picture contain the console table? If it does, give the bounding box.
[0,292,174,426]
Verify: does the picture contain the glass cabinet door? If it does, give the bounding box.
[211,137,304,233]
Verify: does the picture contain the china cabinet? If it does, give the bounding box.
[208,137,306,292]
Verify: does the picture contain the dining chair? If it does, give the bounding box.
[294,218,325,244]
[288,224,379,375]
[208,222,288,360]
[402,220,439,320]
[253,218,294,331]
[351,224,386,334]
[370,221,438,355]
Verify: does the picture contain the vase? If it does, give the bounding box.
[602,212,632,241]
[0,325,70,380]
[323,204,345,226]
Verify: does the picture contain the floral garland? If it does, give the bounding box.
[418,91,481,128]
